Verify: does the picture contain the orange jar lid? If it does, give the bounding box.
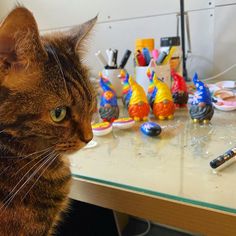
[135,38,155,52]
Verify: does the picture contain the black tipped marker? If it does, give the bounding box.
[119,50,131,69]
[210,147,236,169]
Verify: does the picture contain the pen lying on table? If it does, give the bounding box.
[210,147,236,169]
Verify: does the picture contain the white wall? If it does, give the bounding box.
[0,0,15,20]
[0,0,235,80]
[214,2,236,80]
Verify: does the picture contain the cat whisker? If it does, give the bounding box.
[19,144,57,160]
[0,151,55,208]
[0,166,11,176]
[0,152,58,214]
[0,150,50,160]
[20,144,56,160]
[21,154,59,202]
[0,144,58,178]
[7,153,58,207]
[0,144,56,160]
[10,149,54,178]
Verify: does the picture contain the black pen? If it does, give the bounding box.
[112,49,118,68]
[210,147,236,169]
[119,50,131,69]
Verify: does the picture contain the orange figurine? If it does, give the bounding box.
[153,73,175,120]
[128,75,150,121]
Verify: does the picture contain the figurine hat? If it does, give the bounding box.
[192,73,205,88]
[171,70,183,81]
[99,74,115,93]
[124,72,129,83]
[192,73,212,105]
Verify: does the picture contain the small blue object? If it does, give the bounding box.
[140,122,162,137]
[142,47,151,65]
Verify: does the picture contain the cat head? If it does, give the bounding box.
[0,7,97,155]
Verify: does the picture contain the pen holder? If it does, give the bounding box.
[102,69,123,97]
[135,64,171,93]
[154,64,171,88]
[135,66,150,93]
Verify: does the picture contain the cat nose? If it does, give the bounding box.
[83,139,92,144]
[78,126,93,143]
[80,135,93,144]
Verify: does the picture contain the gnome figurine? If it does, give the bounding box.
[152,73,175,120]
[127,75,150,121]
[171,70,189,108]
[99,72,119,122]
[189,73,214,123]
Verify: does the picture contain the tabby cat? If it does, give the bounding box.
[0,7,97,236]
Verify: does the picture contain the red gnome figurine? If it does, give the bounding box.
[171,70,189,108]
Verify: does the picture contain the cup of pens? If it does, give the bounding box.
[95,49,131,97]
[134,39,172,92]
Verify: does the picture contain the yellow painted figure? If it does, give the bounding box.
[128,76,150,121]
[153,74,175,120]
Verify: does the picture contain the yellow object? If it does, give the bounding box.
[162,47,176,65]
[119,70,126,78]
[146,67,151,77]
[153,74,173,103]
[129,76,148,105]
[135,38,154,52]
[92,122,111,129]
[98,71,103,78]
[134,117,141,121]
[170,57,180,71]
[114,117,133,122]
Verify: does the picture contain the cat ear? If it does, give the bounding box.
[68,16,97,54]
[0,7,47,68]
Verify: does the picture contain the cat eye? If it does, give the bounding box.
[50,107,67,122]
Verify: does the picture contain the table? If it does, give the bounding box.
[69,107,236,236]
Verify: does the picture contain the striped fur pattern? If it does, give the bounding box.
[0,7,97,236]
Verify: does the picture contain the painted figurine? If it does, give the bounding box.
[127,75,150,121]
[171,70,189,108]
[146,68,158,110]
[99,72,119,122]
[119,70,131,109]
[153,73,175,120]
[190,73,214,123]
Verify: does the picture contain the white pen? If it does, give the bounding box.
[106,48,115,67]
[95,50,109,69]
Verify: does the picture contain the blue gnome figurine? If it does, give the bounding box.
[190,73,214,123]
